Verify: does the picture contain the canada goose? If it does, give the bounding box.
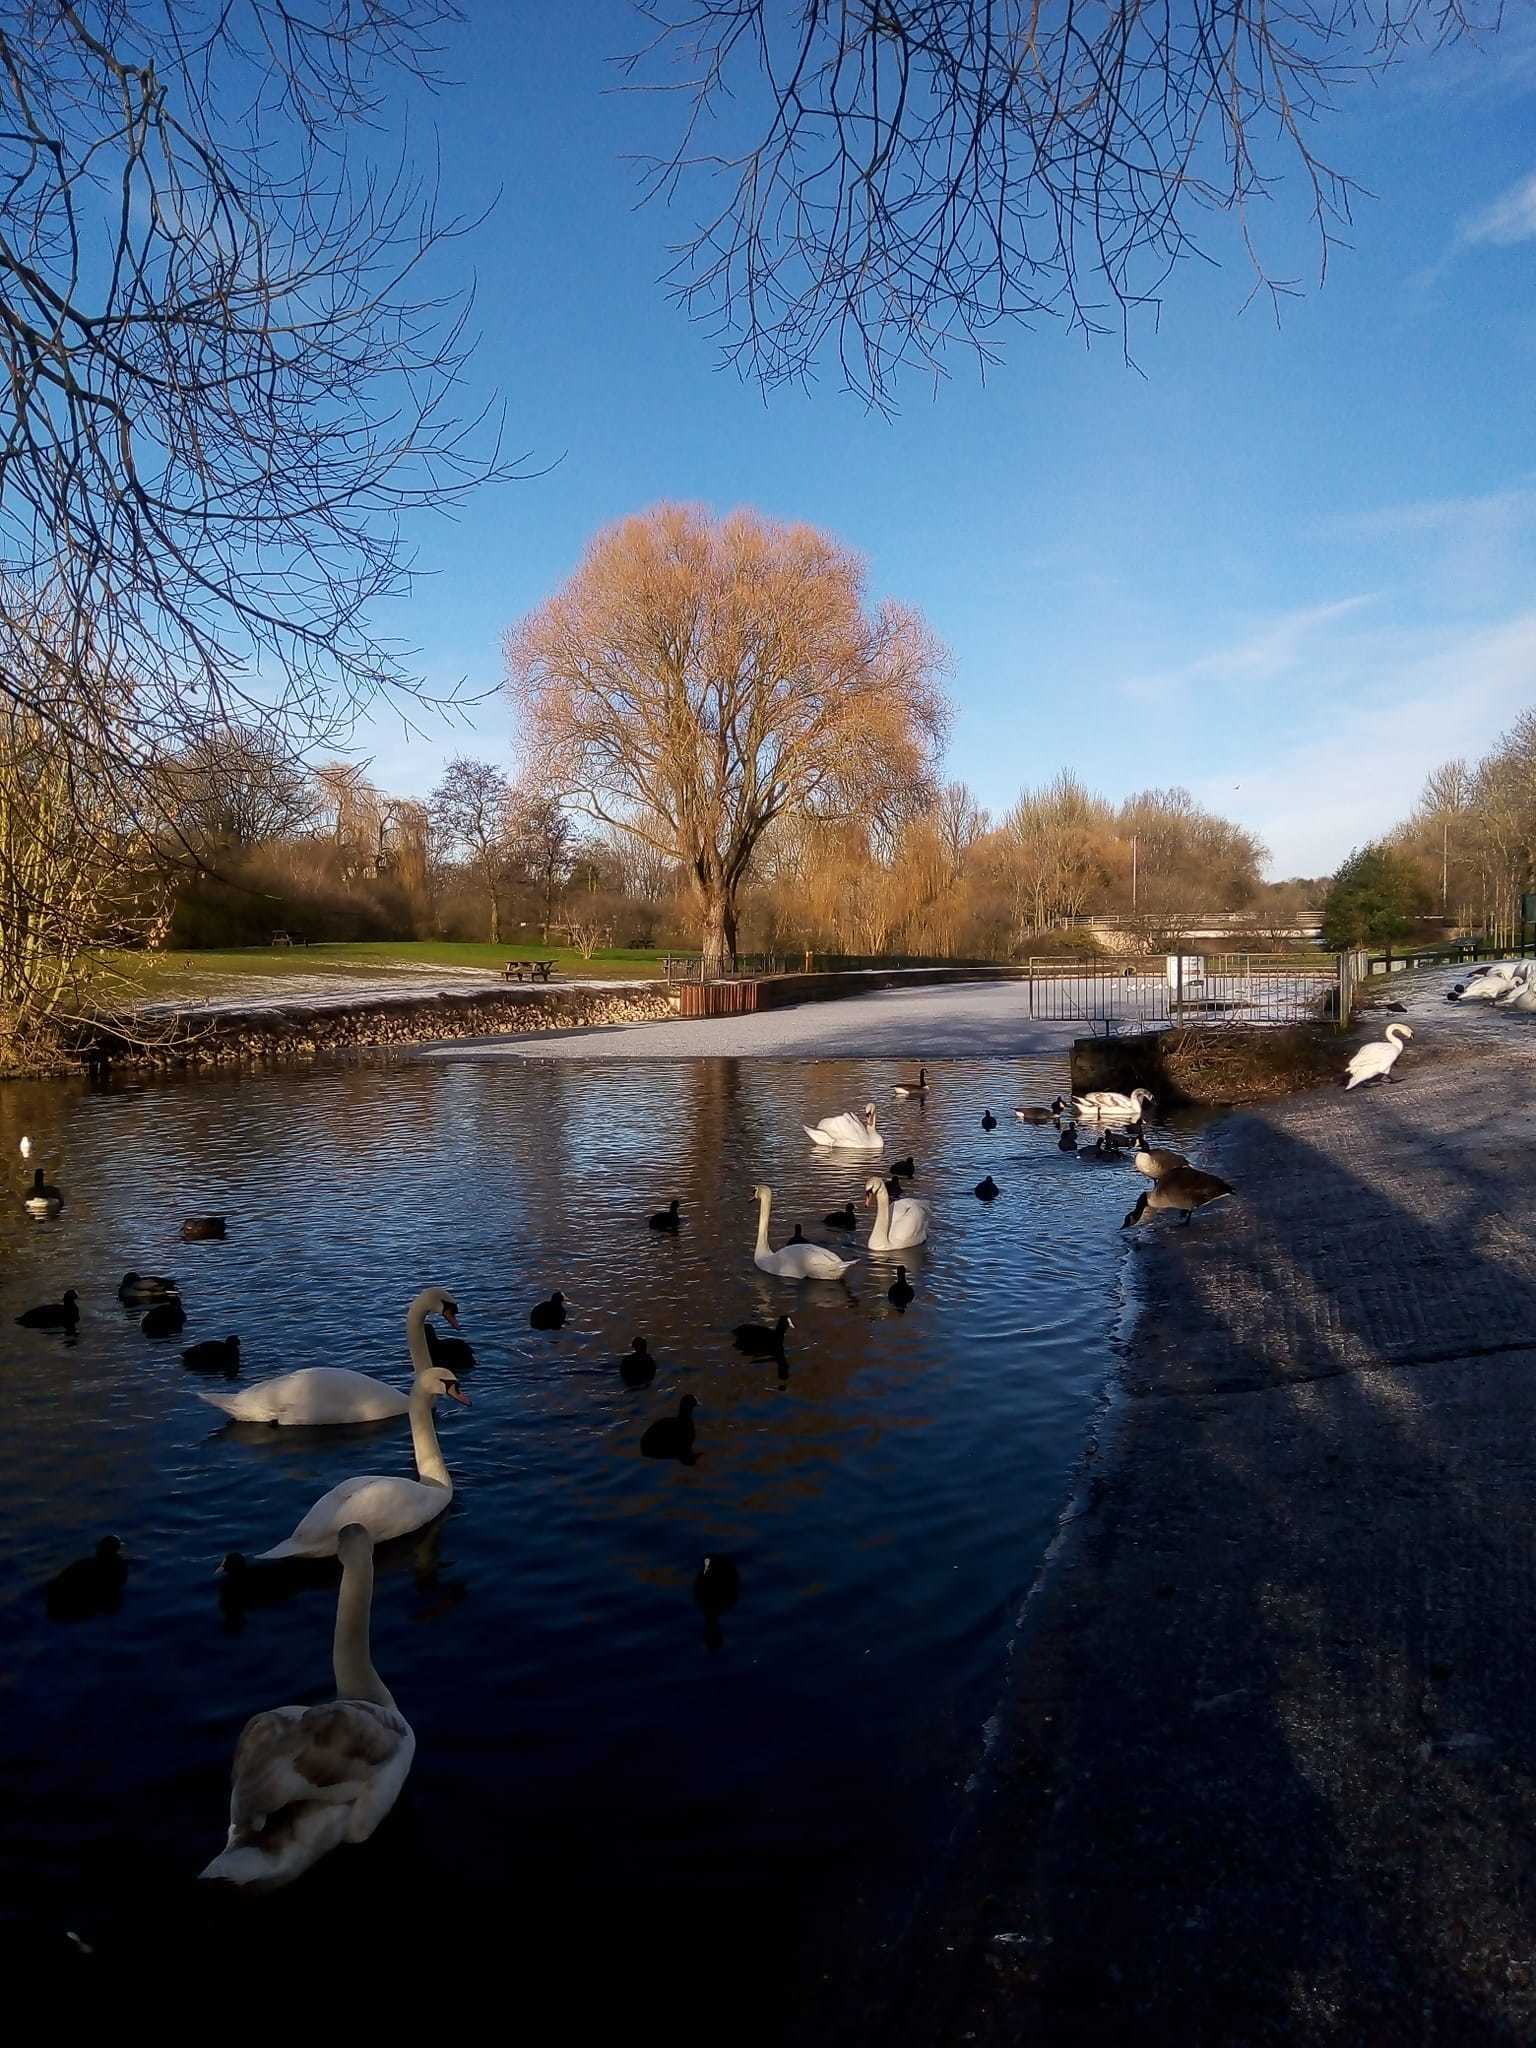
[888,1266,915,1308]
[529,1290,567,1330]
[890,1155,915,1179]
[824,1203,857,1229]
[648,1199,682,1232]
[733,1315,793,1358]
[620,1337,656,1387]
[424,1318,478,1373]
[641,1393,699,1460]
[183,1335,240,1374]
[118,1272,177,1304]
[974,1175,1001,1201]
[141,1296,187,1337]
[1057,1123,1078,1151]
[893,1067,929,1098]
[1134,1145,1189,1180]
[16,1289,79,1331]
[23,1166,63,1215]
[45,1536,128,1620]
[1123,1167,1233,1229]
[181,1216,226,1241]
[981,1110,997,1130]
[1343,1022,1413,1090]
[1015,1099,1069,1122]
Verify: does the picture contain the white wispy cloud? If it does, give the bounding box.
[1190,612,1536,875]
[1120,595,1375,705]
[1319,484,1536,543]
[1462,169,1536,247]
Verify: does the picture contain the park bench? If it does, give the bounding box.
[504,959,557,983]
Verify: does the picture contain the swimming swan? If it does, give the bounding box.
[201,1525,414,1889]
[751,1184,855,1279]
[1343,1023,1413,1090]
[1072,1087,1155,1121]
[863,1173,930,1250]
[195,1288,459,1425]
[803,1103,884,1151]
[227,1366,468,1565]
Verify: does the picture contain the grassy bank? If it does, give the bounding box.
[104,938,674,1002]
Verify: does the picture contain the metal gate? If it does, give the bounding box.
[1022,954,1345,1033]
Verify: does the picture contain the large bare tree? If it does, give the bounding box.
[505,503,949,975]
[626,0,1499,406]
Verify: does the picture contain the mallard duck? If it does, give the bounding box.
[181,1216,226,1241]
[118,1272,177,1304]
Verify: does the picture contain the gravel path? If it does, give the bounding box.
[424,976,1094,1059]
[898,965,1536,2046]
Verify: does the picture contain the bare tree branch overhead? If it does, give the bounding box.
[624,0,1504,406]
[0,0,515,771]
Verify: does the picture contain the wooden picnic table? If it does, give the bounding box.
[503,959,556,983]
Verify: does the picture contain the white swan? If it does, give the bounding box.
[1343,1022,1413,1090]
[195,1287,458,1425]
[230,1366,468,1564]
[803,1102,884,1151]
[1494,977,1536,1012]
[1072,1087,1155,1121]
[1457,962,1530,1001]
[751,1183,855,1279]
[201,1525,414,1889]
[863,1173,930,1251]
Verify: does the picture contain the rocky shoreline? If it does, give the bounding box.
[78,981,676,1070]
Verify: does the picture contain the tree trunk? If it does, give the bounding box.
[487,887,501,947]
[699,879,738,978]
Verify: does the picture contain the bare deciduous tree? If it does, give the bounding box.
[0,1,511,777]
[505,785,576,926]
[431,755,512,943]
[505,503,950,976]
[626,0,1495,406]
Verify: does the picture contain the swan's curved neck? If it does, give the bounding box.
[406,1290,436,1375]
[333,1543,396,1709]
[755,1188,773,1255]
[408,1384,451,1489]
[1386,1024,1408,1045]
[872,1181,891,1221]
[864,1107,878,1132]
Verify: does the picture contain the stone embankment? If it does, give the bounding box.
[82,982,675,1070]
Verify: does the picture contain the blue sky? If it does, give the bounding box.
[355,4,1536,877]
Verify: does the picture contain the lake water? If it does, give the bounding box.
[0,1054,1145,2027]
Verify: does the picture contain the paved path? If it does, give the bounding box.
[425,976,1093,1059]
[901,974,1536,2046]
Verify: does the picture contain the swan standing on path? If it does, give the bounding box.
[804,1103,884,1151]
[195,1289,461,1425]
[226,1366,468,1565]
[201,1525,414,1889]
[1343,1023,1413,1090]
[751,1184,855,1278]
[863,1174,930,1251]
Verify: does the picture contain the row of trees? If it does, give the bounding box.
[1323,713,1536,948]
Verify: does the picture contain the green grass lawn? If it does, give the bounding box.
[106,938,679,1002]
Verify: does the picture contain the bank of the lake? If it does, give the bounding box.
[899,983,1536,2046]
